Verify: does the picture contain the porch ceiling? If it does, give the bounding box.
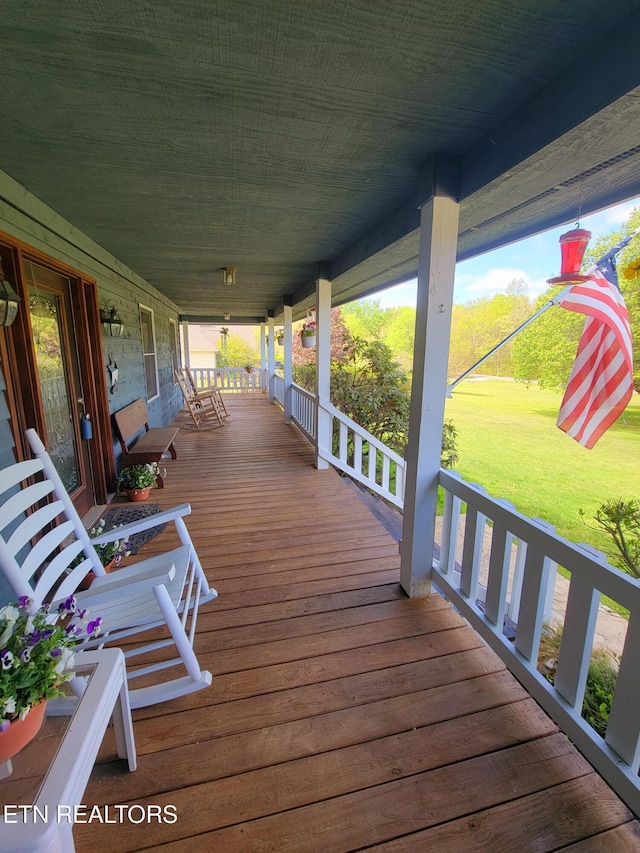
[1,1,640,321]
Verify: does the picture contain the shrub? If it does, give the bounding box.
[538,623,618,738]
[581,499,640,579]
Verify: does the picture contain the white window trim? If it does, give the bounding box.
[169,318,180,384]
[140,304,159,402]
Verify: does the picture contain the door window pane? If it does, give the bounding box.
[28,283,80,491]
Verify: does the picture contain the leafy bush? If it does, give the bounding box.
[441,419,459,469]
[538,623,618,738]
[216,334,259,369]
[331,337,410,455]
[581,499,640,579]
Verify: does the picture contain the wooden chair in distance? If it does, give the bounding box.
[175,370,226,430]
[184,366,229,419]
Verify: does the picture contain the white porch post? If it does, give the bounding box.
[283,303,293,423]
[259,322,267,393]
[260,322,266,372]
[400,162,459,597]
[315,278,331,470]
[267,315,275,402]
[181,320,190,369]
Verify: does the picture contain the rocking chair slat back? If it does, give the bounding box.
[7,500,65,557]
[1,479,56,533]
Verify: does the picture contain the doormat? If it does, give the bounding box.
[100,503,167,555]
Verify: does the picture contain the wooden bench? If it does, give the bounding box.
[113,399,179,489]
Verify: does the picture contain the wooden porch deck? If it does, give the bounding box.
[76,395,639,852]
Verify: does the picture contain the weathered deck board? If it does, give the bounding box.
[70,397,634,852]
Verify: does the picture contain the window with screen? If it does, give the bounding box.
[140,305,159,401]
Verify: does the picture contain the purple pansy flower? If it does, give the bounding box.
[86,617,102,636]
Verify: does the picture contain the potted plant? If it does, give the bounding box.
[275,328,284,346]
[300,321,316,348]
[118,462,159,501]
[0,596,102,766]
[69,520,131,590]
[244,363,253,374]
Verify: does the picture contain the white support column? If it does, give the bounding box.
[283,304,293,423]
[400,186,459,597]
[267,316,275,402]
[259,323,267,393]
[315,278,331,470]
[181,320,190,369]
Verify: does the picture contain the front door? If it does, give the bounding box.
[0,236,114,517]
[24,261,95,516]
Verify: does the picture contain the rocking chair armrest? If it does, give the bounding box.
[90,503,192,543]
[191,388,216,401]
[75,561,177,605]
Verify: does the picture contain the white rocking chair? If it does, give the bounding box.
[0,429,217,709]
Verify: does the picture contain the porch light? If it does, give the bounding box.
[222,267,237,286]
[223,312,231,321]
[0,277,20,327]
[100,306,125,337]
[547,228,592,284]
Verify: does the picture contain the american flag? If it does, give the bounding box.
[556,251,633,448]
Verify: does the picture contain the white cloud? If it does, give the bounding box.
[582,197,640,229]
[375,280,417,308]
[454,267,548,303]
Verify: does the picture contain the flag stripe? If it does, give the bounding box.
[556,265,633,449]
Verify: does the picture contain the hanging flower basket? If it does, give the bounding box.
[300,318,316,348]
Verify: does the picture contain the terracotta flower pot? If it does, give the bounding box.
[126,487,151,502]
[0,700,47,765]
[78,559,114,592]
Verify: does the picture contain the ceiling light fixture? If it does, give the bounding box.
[222,267,237,286]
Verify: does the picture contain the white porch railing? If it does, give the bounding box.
[281,384,405,507]
[272,372,284,407]
[291,383,316,441]
[190,366,265,393]
[436,468,640,814]
[317,397,405,509]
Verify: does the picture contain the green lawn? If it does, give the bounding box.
[444,379,640,559]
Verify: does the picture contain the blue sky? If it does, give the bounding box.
[375,196,640,309]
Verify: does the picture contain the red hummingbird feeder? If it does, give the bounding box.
[547,228,592,284]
